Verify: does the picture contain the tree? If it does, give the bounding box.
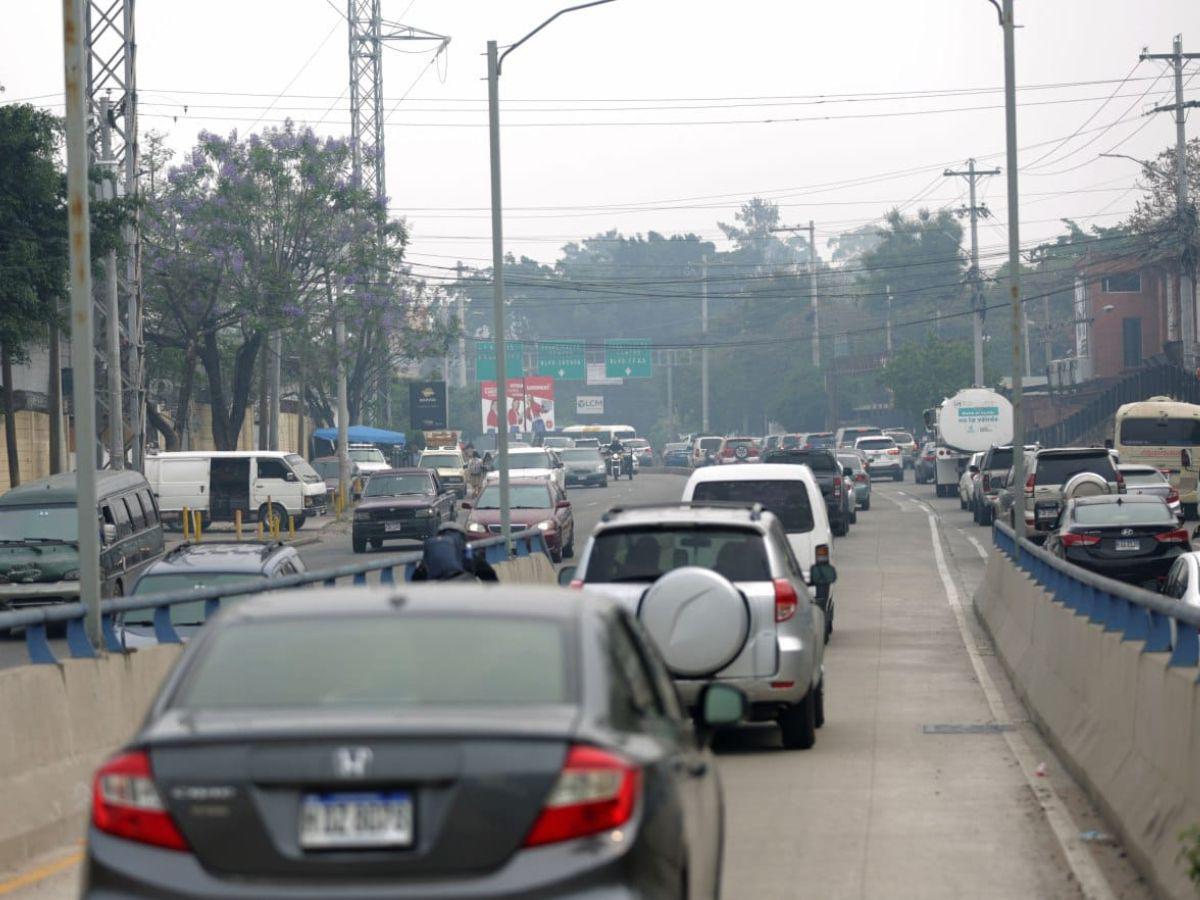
[881,336,973,420]
[0,105,67,486]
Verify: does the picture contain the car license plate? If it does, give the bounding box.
[384,522,405,532]
[1114,539,1140,551]
[299,791,413,849]
[1036,504,1059,521]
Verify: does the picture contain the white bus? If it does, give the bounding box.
[561,423,637,446]
[1113,396,1200,518]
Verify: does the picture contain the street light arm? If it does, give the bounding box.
[1099,152,1168,179]
[497,0,616,74]
[984,0,1003,26]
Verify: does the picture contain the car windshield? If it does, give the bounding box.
[1119,417,1200,447]
[888,432,914,443]
[691,479,814,533]
[1120,469,1168,486]
[508,450,551,467]
[419,453,460,468]
[837,455,862,472]
[1034,453,1115,485]
[126,572,269,626]
[312,460,337,479]
[986,448,1014,470]
[349,448,386,464]
[586,525,770,582]
[0,505,78,542]
[561,449,602,462]
[857,438,895,450]
[764,449,837,471]
[475,485,551,509]
[285,454,324,484]
[171,616,571,709]
[364,474,432,497]
[1072,501,1174,526]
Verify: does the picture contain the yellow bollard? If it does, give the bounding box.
[193,510,203,542]
[256,518,264,539]
[288,515,295,539]
[234,509,242,541]
[181,506,191,541]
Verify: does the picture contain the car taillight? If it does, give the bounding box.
[832,478,842,496]
[569,579,584,589]
[1025,474,1035,494]
[523,745,640,847]
[1167,487,1180,504]
[1060,533,1100,547]
[1114,471,1126,493]
[855,473,867,483]
[92,750,189,851]
[1154,528,1190,544]
[982,473,991,491]
[773,577,799,622]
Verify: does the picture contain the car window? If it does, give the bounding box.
[857,438,895,450]
[764,449,837,471]
[108,499,132,539]
[138,489,160,525]
[607,615,660,725]
[256,457,289,480]
[1071,500,1174,526]
[1118,417,1200,447]
[586,525,770,582]
[1034,453,1116,485]
[124,494,146,530]
[691,479,814,533]
[1120,469,1168,486]
[985,448,1014,470]
[1166,559,1188,599]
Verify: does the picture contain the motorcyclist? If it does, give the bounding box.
[607,437,625,457]
[410,521,499,582]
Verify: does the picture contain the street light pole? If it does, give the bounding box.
[486,0,616,554]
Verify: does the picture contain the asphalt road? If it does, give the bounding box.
[0,476,1154,899]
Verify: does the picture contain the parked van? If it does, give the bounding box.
[0,469,165,606]
[144,451,327,528]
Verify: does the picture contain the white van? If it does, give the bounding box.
[682,463,836,640]
[144,451,328,528]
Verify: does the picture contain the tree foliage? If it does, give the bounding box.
[881,335,974,420]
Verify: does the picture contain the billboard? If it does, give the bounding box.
[408,381,447,431]
[576,395,604,415]
[586,363,622,386]
[480,378,555,435]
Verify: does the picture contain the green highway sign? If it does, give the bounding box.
[536,341,586,380]
[604,338,652,379]
[475,341,524,381]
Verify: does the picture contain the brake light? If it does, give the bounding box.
[832,478,842,497]
[1115,470,1126,493]
[1167,487,1180,504]
[982,473,991,491]
[1060,533,1100,547]
[523,745,640,847]
[855,473,868,483]
[1025,474,1035,495]
[92,750,188,851]
[773,578,799,622]
[1154,529,1190,544]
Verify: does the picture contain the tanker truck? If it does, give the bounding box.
[923,388,1014,498]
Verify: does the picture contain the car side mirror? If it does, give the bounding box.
[810,562,837,586]
[695,683,748,745]
[102,523,117,544]
[969,465,979,475]
[557,566,577,586]
[556,500,571,509]
[1183,449,1192,469]
[285,471,298,482]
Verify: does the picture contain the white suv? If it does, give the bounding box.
[855,435,904,482]
[682,463,835,641]
[564,503,833,749]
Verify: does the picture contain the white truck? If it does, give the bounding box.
[925,388,1014,499]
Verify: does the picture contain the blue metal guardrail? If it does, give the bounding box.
[992,520,1200,677]
[0,529,550,666]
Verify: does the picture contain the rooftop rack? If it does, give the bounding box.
[601,501,764,523]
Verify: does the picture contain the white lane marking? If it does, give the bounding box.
[960,531,989,560]
[925,513,1116,900]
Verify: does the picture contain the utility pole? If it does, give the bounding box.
[455,261,468,388]
[331,276,350,514]
[666,360,674,440]
[809,220,819,367]
[885,284,894,357]
[98,95,123,468]
[64,0,102,648]
[1142,35,1200,371]
[268,330,281,450]
[944,158,1000,386]
[701,254,709,432]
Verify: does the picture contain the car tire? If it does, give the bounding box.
[601,478,608,488]
[779,689,817,750]
[849,507,857,525]
[861,496,870,511]
[370,539,383,551]
[563,531,575,559]
[352,535,366,554]
[959,495,967,510]
[832,517,847,537]
[814,676,825,729]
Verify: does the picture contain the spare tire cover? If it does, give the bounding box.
[1062,471,1111,499]
[638,566,750,678]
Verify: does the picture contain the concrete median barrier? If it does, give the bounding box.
[0,645,183,876]
[974,551,1200,899]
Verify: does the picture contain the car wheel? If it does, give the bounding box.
[832,518,847,537]
[352,535,366,554]
[862,496,870,511]
[779,689,817,750]
[551,544,563,563]
[563,531,575,559]
[814,676,825,729]
[849,507,857,524]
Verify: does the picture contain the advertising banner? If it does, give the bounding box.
[408,381,447,431]
[522,375,556,436]
[480,378,555,435]
[576,395,604,415]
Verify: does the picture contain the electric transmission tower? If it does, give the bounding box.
[86,0,143,470]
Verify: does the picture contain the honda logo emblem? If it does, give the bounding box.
[333,747,373,779]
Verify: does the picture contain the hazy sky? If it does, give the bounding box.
[3,0,1200,276]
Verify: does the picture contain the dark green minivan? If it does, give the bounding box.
[0,470,165,607]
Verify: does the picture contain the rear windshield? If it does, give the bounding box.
[1034,453,1115,485]
[887,432,914,443]
[128,573,268,626]
[764,450,837,471]
[842,428,881,441]
[1072,500,1174,526]
[174,617,571,708]
[698,437,722,450]
[1120,469,1167,487]
[691,479,814,533]
[1119,416,1200,447]
[985,448,1013,470]
[806,433,836,449]
[586,526,769,582]
[364,474,433,497]
[560,449,602,462]
[419,453,460,468]
[857,438,895,450]
[837,454,862,471]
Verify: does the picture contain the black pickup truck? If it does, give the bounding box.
[764,448,853,536]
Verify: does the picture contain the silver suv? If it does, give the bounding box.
[561,503,835,750]
[1017,447,1124,538]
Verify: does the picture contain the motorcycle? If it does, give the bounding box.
[607,452,624,480]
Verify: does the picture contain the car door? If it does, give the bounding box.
[253,456,296,515]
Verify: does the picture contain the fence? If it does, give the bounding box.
[0,528,549,666]
[1028,363,1200,448]
[992,520,1199,672]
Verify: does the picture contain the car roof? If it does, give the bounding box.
[597,503,777,531]
[218,584,603,624]
[0,468,149,507]
[145,541,291,575]
[372,468,431,476]
[686,462,816,484]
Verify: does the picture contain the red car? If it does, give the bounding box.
[717,436,761,464]
[462,477,575,562]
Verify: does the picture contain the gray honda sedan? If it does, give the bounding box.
[83,585,743,899]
